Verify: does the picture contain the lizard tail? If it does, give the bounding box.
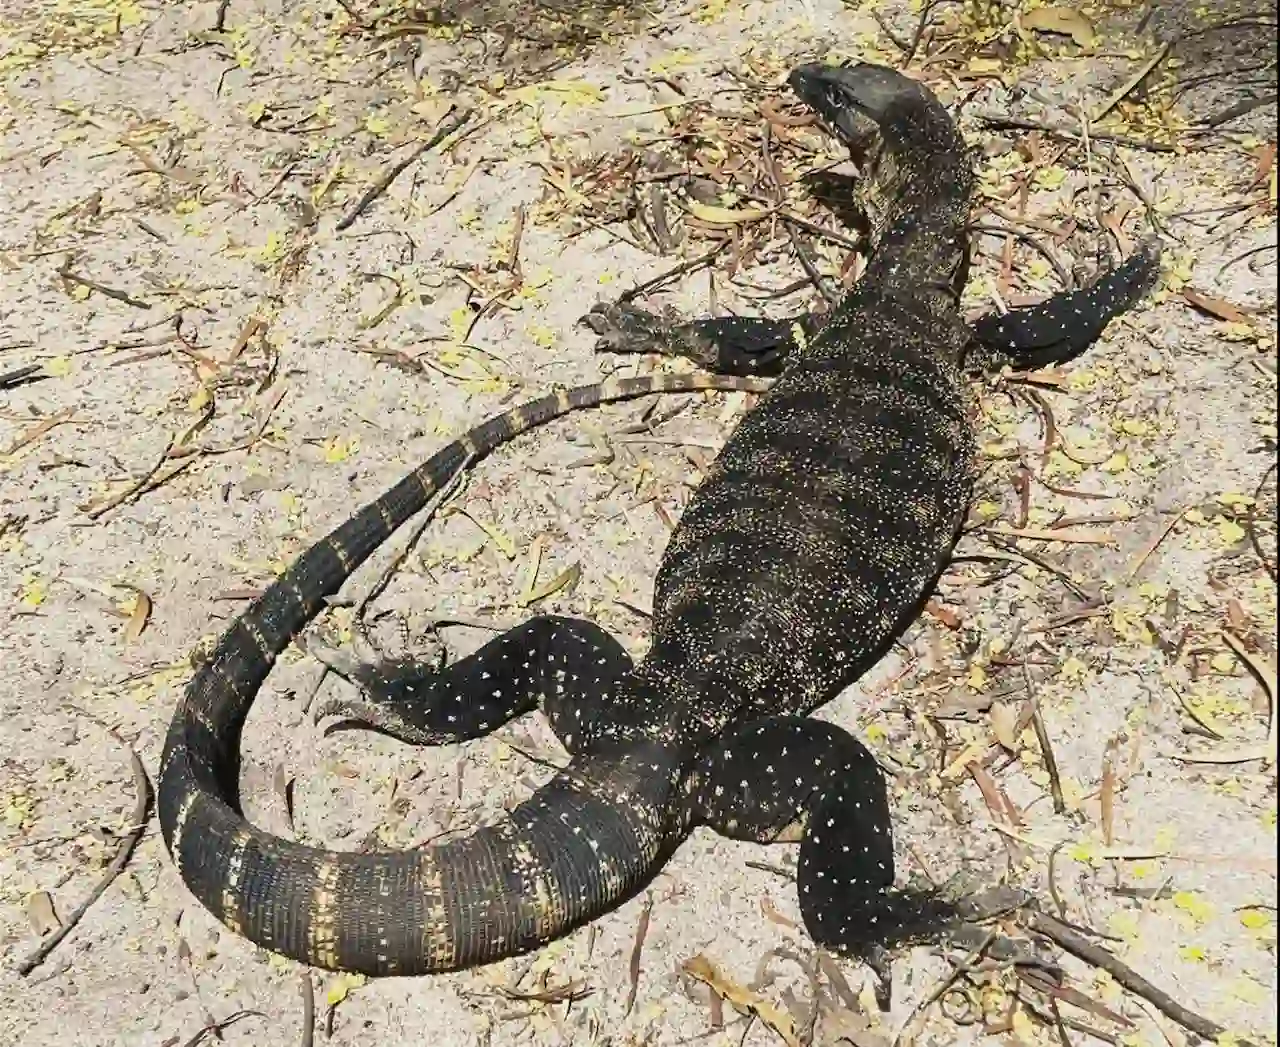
[157,371,769,975]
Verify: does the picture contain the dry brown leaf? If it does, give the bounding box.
[1248,142,1275,191]
[26,891,60,936]
[1021,6,1096,47]
[682,954,801,1047]
[1182,287,1252,325]
[990,700,1019,751]
[1100,738,1117,846]
[925,600,962,629]
[760,896,798,929]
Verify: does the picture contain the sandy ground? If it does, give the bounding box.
[1,0,1276,1045]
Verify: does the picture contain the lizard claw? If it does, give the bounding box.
[579,302,670,355]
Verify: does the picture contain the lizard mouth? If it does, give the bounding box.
[787,61,926,153]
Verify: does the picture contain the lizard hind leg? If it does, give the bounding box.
[685,716,987,954]
[306,615,633,753]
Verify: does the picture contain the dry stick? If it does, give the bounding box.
[621,244,726,303]
[973,113,1178,154]
[893,928,998,1047]
[336,108,473,232]
[1028,697,1066,816]
[348,450,476,624]
[16,733,151,975]
[904,0,947,65]
[761,122,839,306]
[623,894,654,1016]
[968,223,1074,289]
[58,260,152,310]
[298,972,316,1047]
[1026,911,1260,1047]
[1244,460,1277,581]
[83,434,177,520]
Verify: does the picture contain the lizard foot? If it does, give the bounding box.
[580,301,676,355]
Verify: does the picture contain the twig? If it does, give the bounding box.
[82,434,176,520]
[298,972,315,1047]
[1197,93,1277,129]
[1029,697,1065,816]
[58,257,152,310]
[974,113,1178,154]
[179,1009,264,1047]
[624,894,654,1016]
[893,929,998,1047]
[16,727,151,974]
[336,108,472,232]
[1091,43,1171,124]
[762,120,838,305]
[1216,243,1277,280]
[1244,461,1277,581]
[621,244,726,302]
[506,204,527,282]
[0,363,44,390]
[1026,910,1261,1047]
[1123,508,1187,583]
[969,223,1074,289]
[904,0,947,65]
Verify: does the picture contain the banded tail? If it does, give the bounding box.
[157,371,770,975]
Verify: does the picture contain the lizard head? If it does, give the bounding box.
[786,61,961,152]
[788,61,973,249]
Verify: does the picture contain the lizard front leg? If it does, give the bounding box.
[581,303,823,378]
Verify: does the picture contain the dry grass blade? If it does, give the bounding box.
[2,407,77,457]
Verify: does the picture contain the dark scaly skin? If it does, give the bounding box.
[159,63,1157,977]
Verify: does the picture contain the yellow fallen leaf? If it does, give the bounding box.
[1022,7,1097,48]
[967,661,989,691]
[322,435,358,464]
[326,971,366,1006]
[1210,651,1237,674]
[119,586,152,644]
[19,577,47,609]
[682,200,771,226]
[1239,910,1272,936]
[1172,890,1214,925]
